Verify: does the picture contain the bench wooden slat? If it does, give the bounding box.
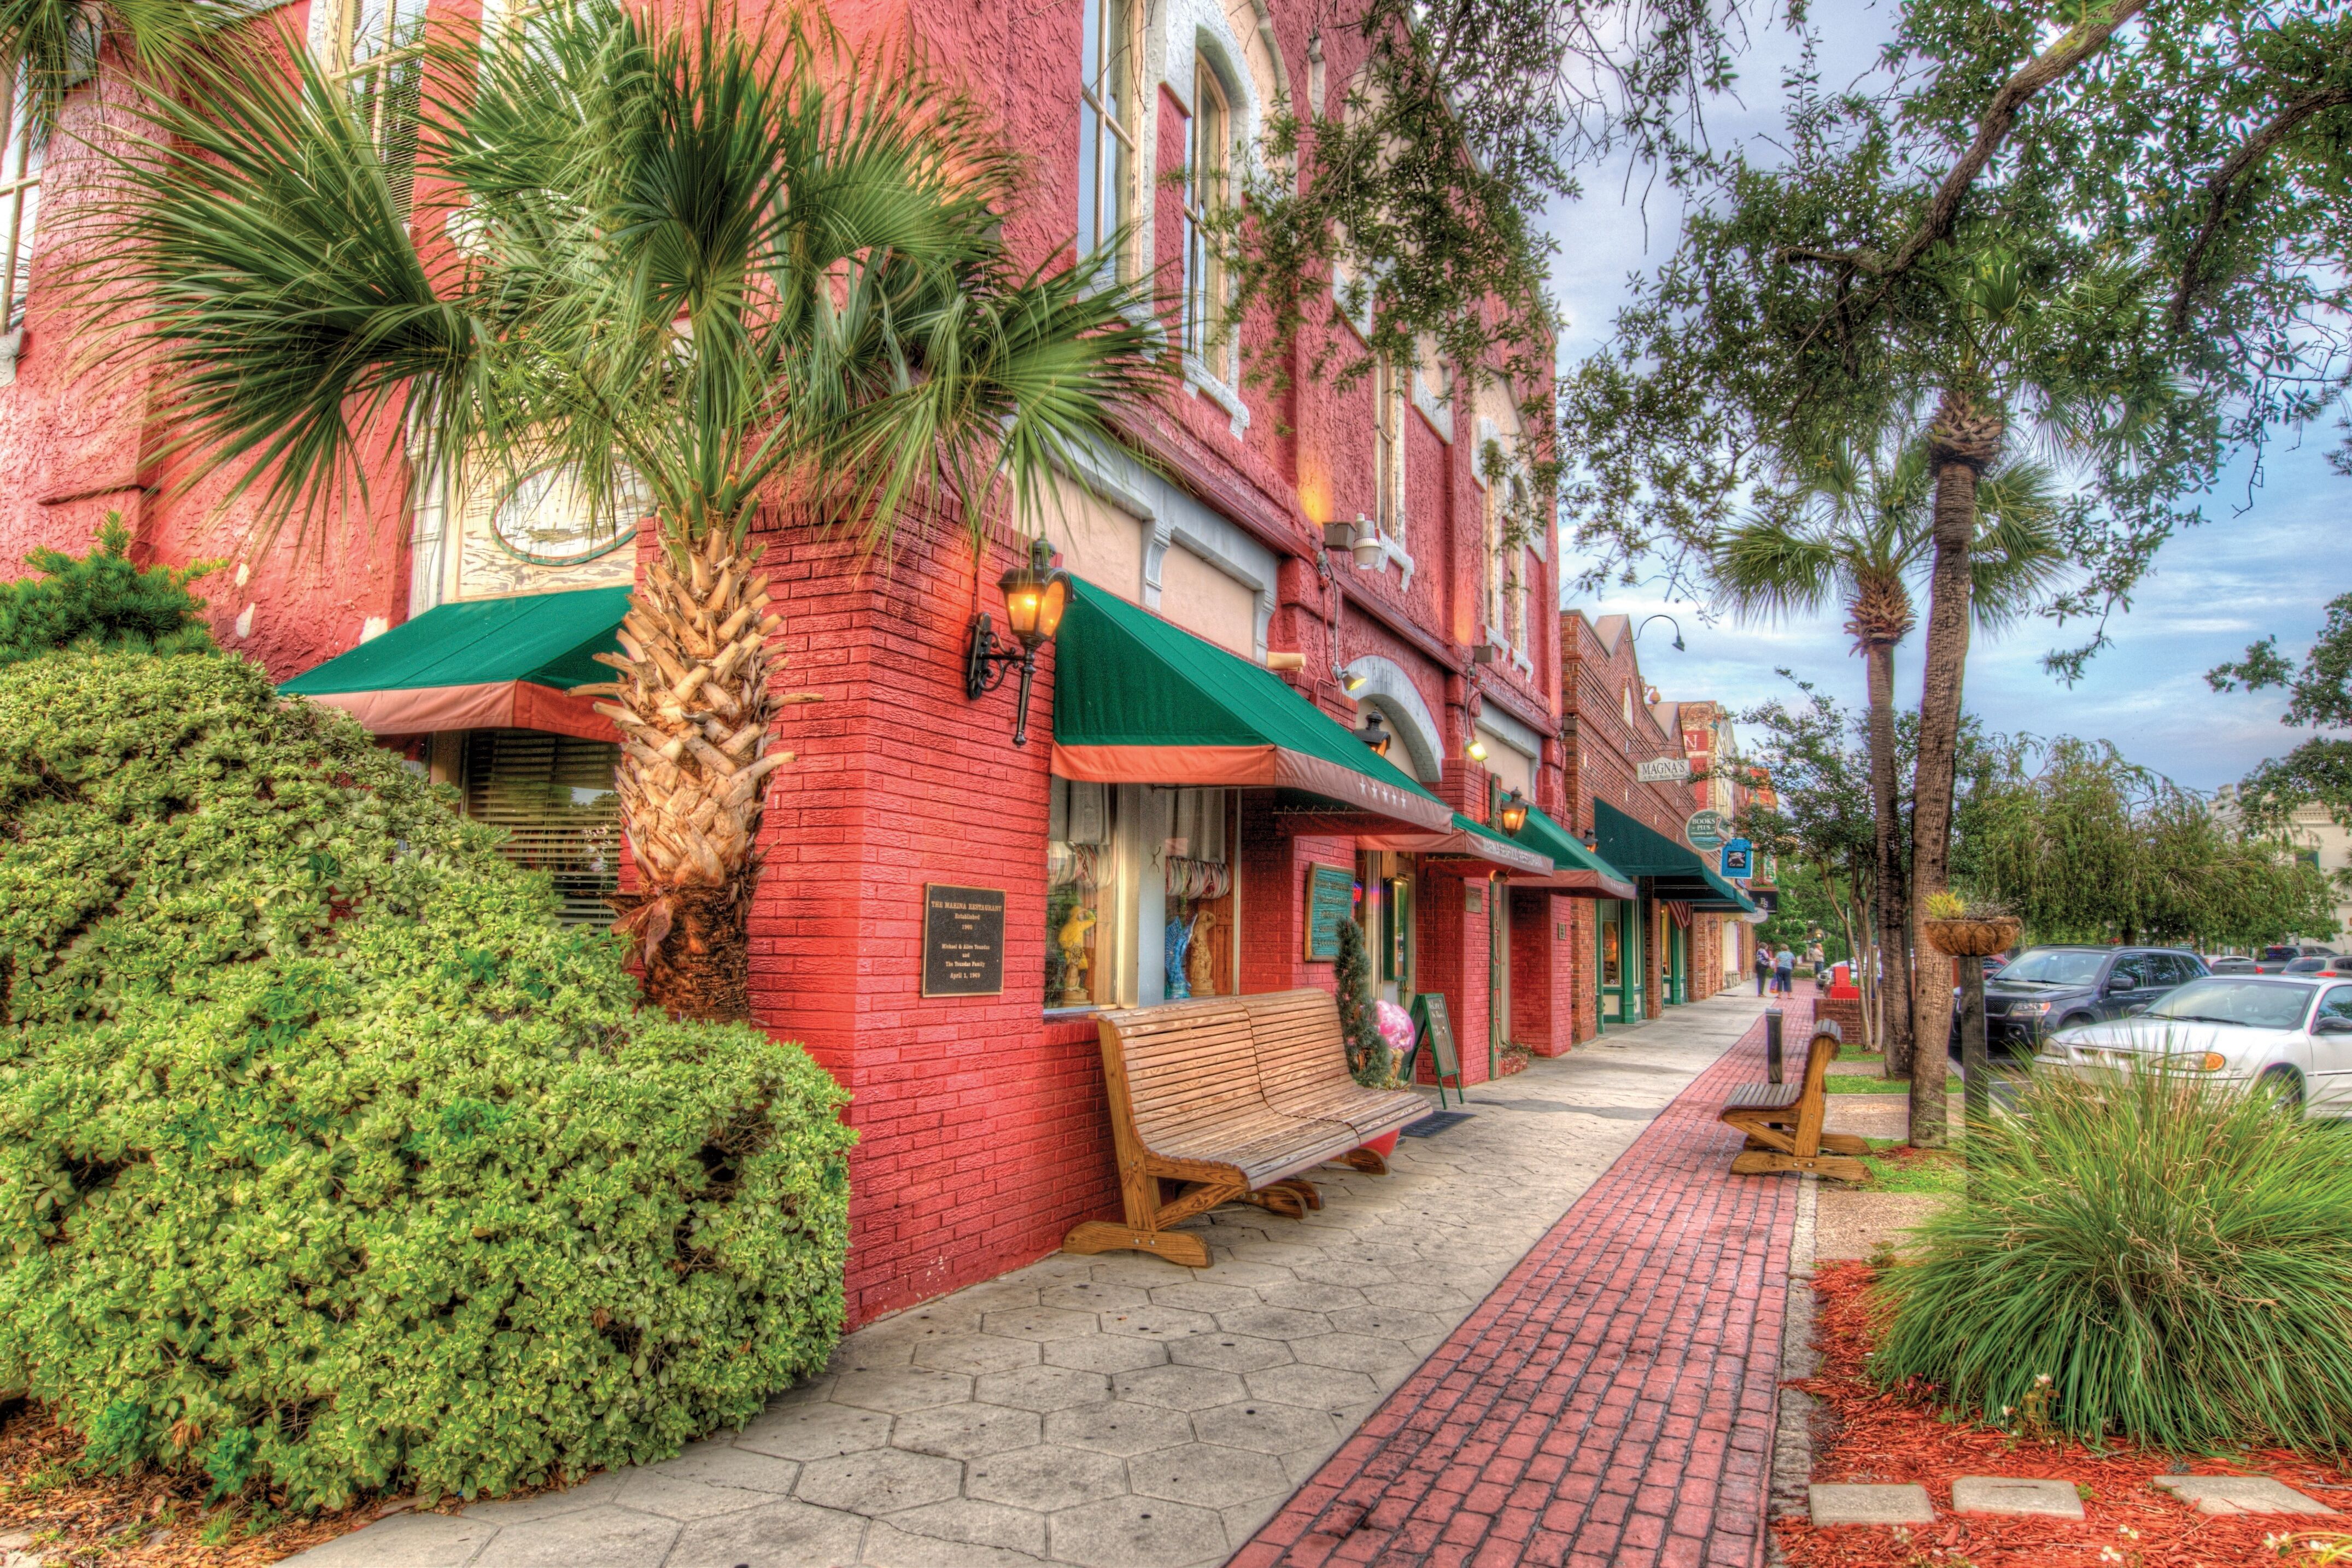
[1070,988,1425,1268]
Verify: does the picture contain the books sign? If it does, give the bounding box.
[1684,809,1730,851]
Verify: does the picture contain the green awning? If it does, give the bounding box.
[280,587,628,742]
[1359,811,1554,876]
[1508,805,1639,899]
[1593,800,1757,911]
[1050,578,1452,832]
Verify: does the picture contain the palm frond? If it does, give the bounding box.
[1712,516,1841,622]
[0,0,245,145]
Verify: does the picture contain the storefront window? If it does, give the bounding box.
[1049,780,1236,1010]
[461,728,621,924]
[1600,916,1621,988]
[1048,778,1113,1007]
[1163,787,1233,999]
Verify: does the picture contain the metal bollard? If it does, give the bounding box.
[1765,1008,1784,1084]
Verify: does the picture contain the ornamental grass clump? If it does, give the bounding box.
[1871,1063,2352,1454]
[0,652,853,1510]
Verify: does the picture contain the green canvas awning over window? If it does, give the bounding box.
[1050,578,1453,832]
[1506,805,1638,899]
[280,587,628,742]
[1593,800,1757,912]
[1358,811,1554,876]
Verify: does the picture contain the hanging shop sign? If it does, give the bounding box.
[1635,757,1690,783]
[1721,838,1754,879]
[921,884,1007,997]
[1304,863,1355,961]
[1684,808,1730,851]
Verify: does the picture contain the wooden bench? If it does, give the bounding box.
[1722,1018,1871,1183]
[1066,991,1429,1267]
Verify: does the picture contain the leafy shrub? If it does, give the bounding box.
[1334,918,1390,1086]
[0,653,853,1510]
[1871,1064,2352,1453]
[0,514,216,666]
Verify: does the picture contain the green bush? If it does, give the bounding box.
[0,652,853,1510]
[0,513,217,666]
[1871,1065,2352,1453]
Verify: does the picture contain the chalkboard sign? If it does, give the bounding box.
[1304,863,1354,960]
[1409,993,1464,1106]
[922,884,1006,997]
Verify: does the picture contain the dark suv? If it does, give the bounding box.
[1953,945,2209,1057]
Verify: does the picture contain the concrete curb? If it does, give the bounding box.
[1766,1174,1821,1562]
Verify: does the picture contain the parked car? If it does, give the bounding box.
[1953,945,2208,1058]
[2256,944,2337,974]
[2038,975,2352,1118]
[2204,955,2261,976]
[2278,956,2338,976]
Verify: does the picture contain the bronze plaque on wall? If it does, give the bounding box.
[922,884,1007,997]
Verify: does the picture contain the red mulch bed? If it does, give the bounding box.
[1773,1261,2352,1567]
[0,1403,378,1567]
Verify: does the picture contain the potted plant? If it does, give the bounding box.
[1922,891,2021,958]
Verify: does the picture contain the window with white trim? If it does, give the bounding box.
[1076,0,1137,277]
[1372,356,1405,539]
[1182,60,1230,361]
[461,728,622,925]
[324,0,428,217]
[0,69,40,335]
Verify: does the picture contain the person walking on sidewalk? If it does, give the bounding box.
[1773,945,1795,996]
[1752,945,1772,996]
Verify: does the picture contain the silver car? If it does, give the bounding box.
[2036,976,2352,1118]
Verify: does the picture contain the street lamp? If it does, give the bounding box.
[1354,708,1393,757]
[1632,613,1686,652]
[965,537,1073,747]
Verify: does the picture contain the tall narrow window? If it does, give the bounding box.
[1372,357,1405,539]
[325,0,428,217]
[1076,0,1136,277]
[1183,62,1230,361]
[1482,481,1503,635]
[1505,476,1530,648]
[0,69,40,334]
[1048,777,1116,1007]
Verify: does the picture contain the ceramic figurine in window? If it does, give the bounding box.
[1057,905,1098,1005]
[1165,911,1195,1000]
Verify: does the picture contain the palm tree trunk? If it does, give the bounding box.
[1865,639,1913,1078]
[1907,390,2004,1148]
[586,518,812,1022]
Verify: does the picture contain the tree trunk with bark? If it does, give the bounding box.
[582,518,818,1022]
[1864,639,1914,1078]
[1906,390,2004,1148]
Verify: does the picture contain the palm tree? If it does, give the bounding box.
[1715,431,2067,1092]
[85,1,1165,1021]
[1897,250,2168,1144]
[0,0,240,141]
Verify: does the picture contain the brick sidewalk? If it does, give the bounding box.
[1232,1001,1812,1568]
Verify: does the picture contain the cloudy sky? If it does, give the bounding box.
[1537,7,2346,792]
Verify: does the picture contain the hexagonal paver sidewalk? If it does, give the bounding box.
[1231,999,1808,1568]
[283,993,1770,1568]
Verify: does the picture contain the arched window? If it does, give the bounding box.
[1183,58,1231,359]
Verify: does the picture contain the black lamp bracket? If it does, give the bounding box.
[964,612,1027,700]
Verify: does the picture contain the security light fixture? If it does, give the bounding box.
[1342,671,1368,694]
[1351,515,1383,570]
[1465,737,1489,763]
[966,537,1073,747]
